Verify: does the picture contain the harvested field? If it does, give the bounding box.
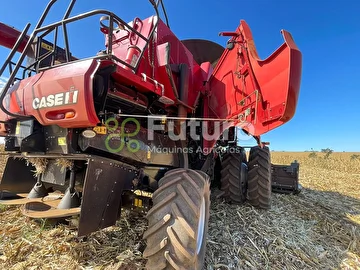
[0,150,359,269]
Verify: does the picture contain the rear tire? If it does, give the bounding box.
[143,168,210,270]
[247,146,271,209]
[220,149,248,203]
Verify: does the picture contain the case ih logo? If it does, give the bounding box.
[32,89,79,109]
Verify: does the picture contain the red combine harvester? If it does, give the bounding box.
[0,0,302,269]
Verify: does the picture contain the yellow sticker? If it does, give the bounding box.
[41,42,53,51]
[93,126,107,135]
[161,116,166,124]
[134,190,152,198]
[134,198,143,207]
[15,121,21,135]
[58,137,67,146]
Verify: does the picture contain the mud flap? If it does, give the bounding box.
[0,157,37,194]
[78,157,137,236]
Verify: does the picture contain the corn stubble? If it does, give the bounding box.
[0,149,359,269]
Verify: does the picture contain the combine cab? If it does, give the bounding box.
[0,0,302,269]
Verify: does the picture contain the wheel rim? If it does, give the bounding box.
[196,197,206,254]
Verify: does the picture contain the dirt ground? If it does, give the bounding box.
[0,151,359,270]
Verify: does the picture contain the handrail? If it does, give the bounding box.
[34,10,150,43]
[156,0,170,28]
[29,9,159,72]
[0,24,31,77]
[0,0,164,119]
[62,0,77,62]
[0,0,58,118]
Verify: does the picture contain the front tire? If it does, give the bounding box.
[143,168,210,270]
[247,146,272,209]
[220,149,248,203]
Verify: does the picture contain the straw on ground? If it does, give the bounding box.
[0,151,359,269]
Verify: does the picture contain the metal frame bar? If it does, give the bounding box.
[8,153,92,160]
[157,0,170,28]
[0,0,163,119]
[0,0,58,119]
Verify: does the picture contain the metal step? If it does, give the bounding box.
[0,192,63,205]
[21,198,80,219]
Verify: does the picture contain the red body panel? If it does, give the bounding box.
[155,19,204,107]
[0,59,100,128]
[105,17,204,109]
[0,23,29,53]
[202,20,302,149]
[0,15,301,153]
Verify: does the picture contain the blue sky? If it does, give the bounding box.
[0,0,359,152]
